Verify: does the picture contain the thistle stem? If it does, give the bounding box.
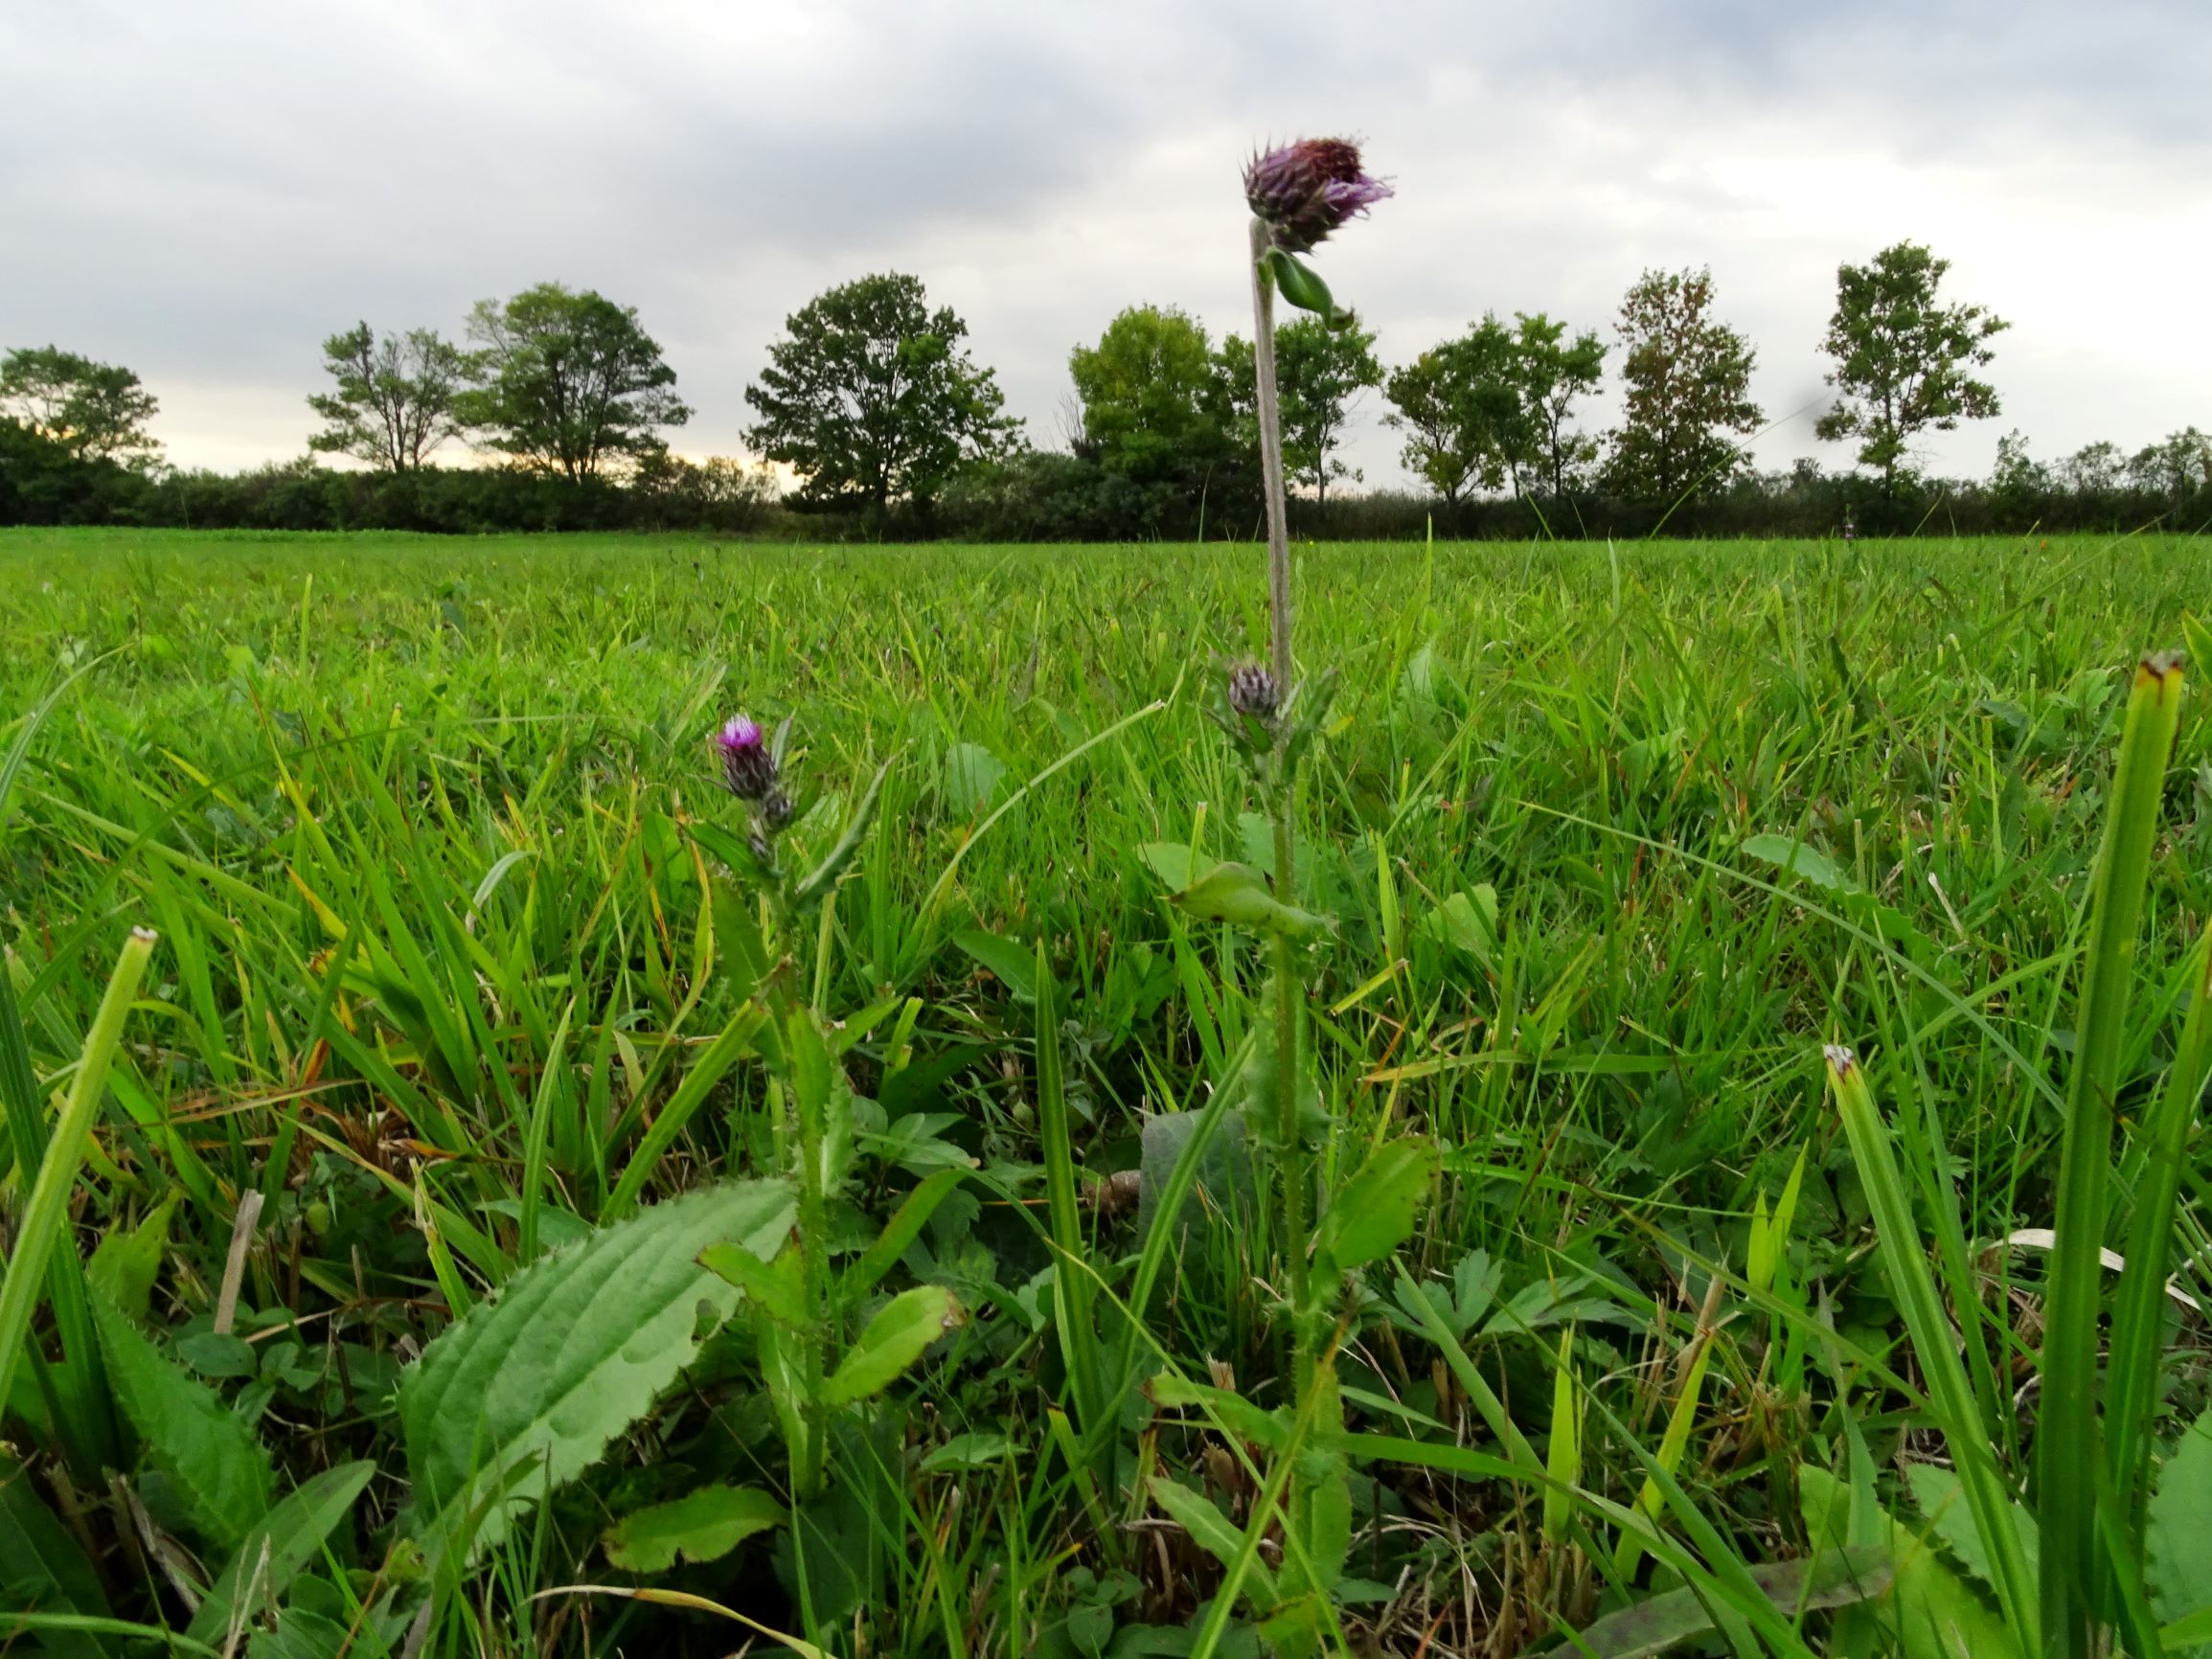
[1250,216,1313,1390]
[1249,219,1294,688]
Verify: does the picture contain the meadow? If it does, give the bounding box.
[4,526,2211,1658]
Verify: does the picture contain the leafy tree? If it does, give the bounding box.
[1381,316,1526,508]
[306,323,470,472]
[1815,241,2007,489]
[1603,268,1762,507]
[0,346,161,466]
[2059,441,2125,495]
[1512,312,1607,497]
[745,272,1020,520]
[1218,318,1382,506]
[1068,306,1235,486]
[455,284,690,480]
[2128,428,2212,501]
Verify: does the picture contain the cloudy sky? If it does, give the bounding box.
[6,0,2207,489]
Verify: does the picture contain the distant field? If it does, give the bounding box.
[5,526,2210,1655]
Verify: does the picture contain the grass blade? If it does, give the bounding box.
[1824,1042,2040,1649]
[2041,650,2184,1655]
[0,928,156,1422]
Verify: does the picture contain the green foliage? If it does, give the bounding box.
[1815,239,2009,487]
[1381,315,1526,507]
[603,1484,786,1572]
[1218,316,1382,505]
[1602,266,1763,507]
[398,1179,793,1560]
[0,346,160,466]
[744,271,1021,518]
[93,1294,275,1550]
[306,322,470,472]
[819,1284,963,1406]
[455,283,690,479]
[2148,1410,2212,1635]
[184,1461,376,1646]
[1067,305,1238,489]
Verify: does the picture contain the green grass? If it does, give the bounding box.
[4,525,2211,1657]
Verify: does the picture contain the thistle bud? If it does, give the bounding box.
[1226,662,1282,722]
[716,716,778,803]
[760,785,795,832]
[1244,138,1391,254]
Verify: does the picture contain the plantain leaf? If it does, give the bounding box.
[1314,1138,1437,1276]
[2149,1407,2212,1632]
[92,1295,273,1552]
[399,1179,793,1562]
[186,1461,376,1646]
[820,1285,965,1408]
[1554,1546,1892,1657]
[604,1484,786,1573]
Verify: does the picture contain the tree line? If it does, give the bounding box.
[4,248,2206,537]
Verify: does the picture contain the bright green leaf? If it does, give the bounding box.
[820,1284,964,1408]
[604,1484,787,1573]
[1315,1138,1437,1274]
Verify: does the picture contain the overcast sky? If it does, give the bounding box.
[6,0,2207,489]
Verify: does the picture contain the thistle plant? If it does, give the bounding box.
[690,720,966,1506]
[1141,140,1435,1654]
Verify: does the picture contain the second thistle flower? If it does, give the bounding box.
[717,716,779,803]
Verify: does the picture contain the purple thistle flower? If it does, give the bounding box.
[1244,138,1391,253]
[716,715,779,803]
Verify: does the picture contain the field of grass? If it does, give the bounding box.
[4,526,2211,1658]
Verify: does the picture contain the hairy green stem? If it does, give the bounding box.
[1251,219,1313,1389]
[1249,218,1293,687]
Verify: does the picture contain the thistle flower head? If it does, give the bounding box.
[1244,138,1391,253]
[1226,662,1282,723]
[716,715,778,803]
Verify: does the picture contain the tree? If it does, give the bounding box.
[2128,428,2212,502]
[1603,268,1762,507]
[0,346,161,466]
[1815,240,2007,489]
[306,323,469,472]
[1068,305,1233,486]
[1381,316,1526,508]
[1218,318,1382,507]
[455,284,690,480]
[745,273,1020,520]
[1512,312,1607,497]
[2059,441,2124,495]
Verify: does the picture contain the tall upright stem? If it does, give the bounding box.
[1249,220,1294,688]
[1249,219,1311,1388]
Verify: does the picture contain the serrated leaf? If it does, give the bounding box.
[186,1461,376,1646]
[2150,1407,2212,1628]
[820,1284,964,1407]
[952,930,1038,1001]
[399,1179,793,1562]
[1145,1371,1288,1452]
[0,1459,111,1659]
[93,1294,273,1551]
[945,742,1008,817]
[698,1241,807,1327]
[1148,1475,1277,1611]
[1740,834,1856,894]
[1168,861,1334,939]
[1314,1138,1437,1275]
[1904,1464,2041,1602]
[604,1484,786,1573]
[85,1196,177,1324]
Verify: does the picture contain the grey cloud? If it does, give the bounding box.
[3,0,2205,484]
